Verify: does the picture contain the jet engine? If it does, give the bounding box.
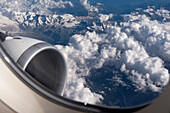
[0,33,67,95]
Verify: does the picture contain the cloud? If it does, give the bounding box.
[99,14,113,22]
[63,78,103,104]
[122,10,170,62]
[80,0,98,12]
[56,8,170,104]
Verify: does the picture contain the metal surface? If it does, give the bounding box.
[17,42,59,70]
[2,36,43,62]
[0,100,17,113]
[0,57,83,113]
[25,49,67,95]
[1,34,67,96]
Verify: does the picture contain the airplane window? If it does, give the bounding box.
[0,0,170,112]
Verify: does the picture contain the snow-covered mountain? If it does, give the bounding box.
[0,0,114,44]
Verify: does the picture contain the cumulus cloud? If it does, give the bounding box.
[56,9,170,104]
[56,32,105,104]
[80,0,98,12]
[143,7,170,20]
[156,8,170,19]
[63,78,103,104]
[106,26,169,92]
[99,14,113,22]
[122,11,170,62]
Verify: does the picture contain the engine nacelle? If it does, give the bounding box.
[1,33,67,95]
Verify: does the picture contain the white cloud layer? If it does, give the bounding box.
[56,8,170,104]
[122,11,170,62]
[80,0,98,12]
